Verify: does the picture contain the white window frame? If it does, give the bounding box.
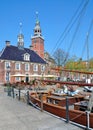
[33,64,38,71]
[15,77,21,81]
[5,62,10,70]
[5,72,10,82]
[25,63,30,71]
[15,63,20,70]
[5,62,11,82]
[41,65,45,72]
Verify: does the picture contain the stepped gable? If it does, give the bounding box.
[0,45,46,64]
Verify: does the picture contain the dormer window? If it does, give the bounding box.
[24,53,30,61]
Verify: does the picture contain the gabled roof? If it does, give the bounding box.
[0,45,46,64]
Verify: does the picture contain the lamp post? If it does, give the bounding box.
[6,65,11,96]
[7,65,10,83]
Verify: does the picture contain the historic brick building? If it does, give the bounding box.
[0,17,47,84]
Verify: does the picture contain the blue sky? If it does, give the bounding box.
[0,0,93,60]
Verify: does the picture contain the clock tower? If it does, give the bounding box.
[31,12,44,59]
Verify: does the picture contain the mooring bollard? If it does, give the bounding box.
[12,87,14,98]
[27,91,29,105]
[40,93,43,112]
[86,111,90,130]
[7,85,11,96]
[66,96,69,123]
[18,89,20,100]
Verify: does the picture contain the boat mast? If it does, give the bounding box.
[86,20,93,82]
[86,32,89,71]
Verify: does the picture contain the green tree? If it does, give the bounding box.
[65,56,83,70]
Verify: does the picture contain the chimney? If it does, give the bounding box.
[6,41,10,46]
[29,45,33,50]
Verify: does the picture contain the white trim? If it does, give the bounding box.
[0,47,6,57]
[24,53,30,61]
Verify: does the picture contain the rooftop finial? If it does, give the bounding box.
[19,22,22,34]
[36,11,39,23]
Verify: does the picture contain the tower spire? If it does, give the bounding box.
[17,22,24,49]
[34,11,42,36]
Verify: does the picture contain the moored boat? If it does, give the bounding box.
[29,80,93,128]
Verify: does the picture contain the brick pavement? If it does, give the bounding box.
[0,86,84,130]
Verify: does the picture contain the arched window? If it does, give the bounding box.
[24,53,30,61]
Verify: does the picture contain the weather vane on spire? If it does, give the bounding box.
[36,11,39,23]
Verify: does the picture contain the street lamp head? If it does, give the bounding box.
[7,65,10,72]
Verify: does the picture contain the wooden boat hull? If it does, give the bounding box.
[29,95,93,128]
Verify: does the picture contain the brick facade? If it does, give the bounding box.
[0,60,47,84]
[32,37,44,59]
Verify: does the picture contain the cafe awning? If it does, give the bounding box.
[11,74,26,77]
[42,74,58,78]
[29,74,42,78]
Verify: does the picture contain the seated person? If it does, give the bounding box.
[54,83,64,94]
[67,85,79,96]
[63,85,68,94]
